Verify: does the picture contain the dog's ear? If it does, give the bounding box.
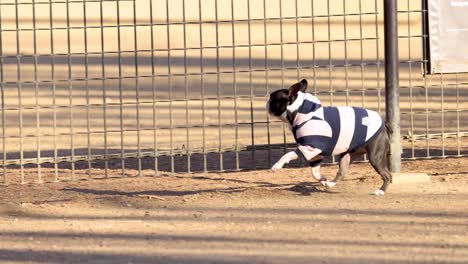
[288,79,308,103]
[299,79,308,92]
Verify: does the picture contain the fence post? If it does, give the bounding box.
[384,0,401,173]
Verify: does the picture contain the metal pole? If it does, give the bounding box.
[384,0,401,173]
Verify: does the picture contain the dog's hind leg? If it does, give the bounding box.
[332,153,351,184]
[366,128,393,195]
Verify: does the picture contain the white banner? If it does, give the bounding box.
[428,0,468,73]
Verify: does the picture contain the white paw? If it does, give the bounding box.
[271,163,284,172]
[320,181,336,188]
[371,189,385,196]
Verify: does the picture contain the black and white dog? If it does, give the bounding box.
[267,79,392,195]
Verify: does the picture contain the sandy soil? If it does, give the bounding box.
[0,157,467,264]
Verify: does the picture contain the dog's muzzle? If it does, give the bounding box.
[266,99,288,122]
[276,110,288,122]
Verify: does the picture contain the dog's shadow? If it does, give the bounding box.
[286,182,333,196]
[187,174,333,196]
[61,173,333,199]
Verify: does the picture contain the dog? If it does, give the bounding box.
[266,79,392,195]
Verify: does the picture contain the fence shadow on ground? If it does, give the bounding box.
[1,142,466,185]
[3,144,466,171]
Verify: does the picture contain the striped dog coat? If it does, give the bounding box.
[290,92,384,161]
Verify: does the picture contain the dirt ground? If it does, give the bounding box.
[0,157,468,264]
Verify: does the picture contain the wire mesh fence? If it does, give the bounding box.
[0,0,466,184]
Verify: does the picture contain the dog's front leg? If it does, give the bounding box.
[271,151,299,171]
[296,146,335,187]
[311,165,336,188]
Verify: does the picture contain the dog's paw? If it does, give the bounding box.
[371,189,385,196]
[320,181,336,188]
[271,163,284,172]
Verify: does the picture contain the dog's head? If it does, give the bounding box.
[266,79,308,123]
